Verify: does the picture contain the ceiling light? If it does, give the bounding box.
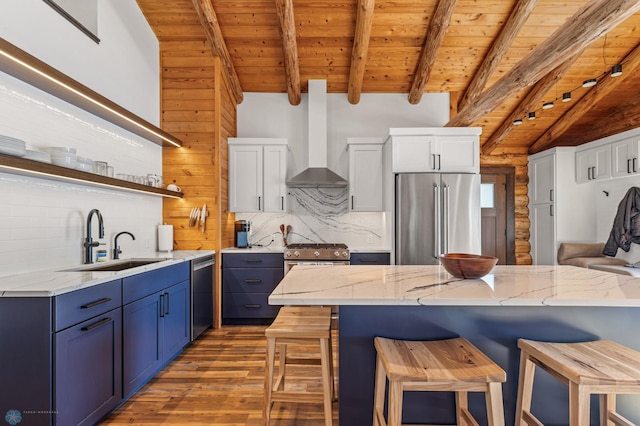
[582,78,597,88]
[542,101,554,110]
[611,64,623,77]
[528,112,536,120]
[513,118,523,125]
[562,92,572,102]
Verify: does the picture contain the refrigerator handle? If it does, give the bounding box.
[443,184,449,254]
[434,184,441,259]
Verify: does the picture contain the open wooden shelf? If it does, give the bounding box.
[0,153,184,198]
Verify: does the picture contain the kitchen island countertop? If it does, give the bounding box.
[0,250,215,297]
[269,264,640,307]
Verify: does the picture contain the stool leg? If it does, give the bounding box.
[320,337,333,426]
[329,331,337,401]
[569,382,589,426]
[485,382,505,426]
[387,380,403,426]
[455,391,468,425]
[515,351,536,426]
[263,337,277,425]
[276,343,286,391]
[372,355,386,426]
[599,394,615,426]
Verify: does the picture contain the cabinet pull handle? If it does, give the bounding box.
[165,292,170,315]
[550,189,553,202]
[244,279,262,283]
[358,258,378,263]
[550,204,554,217]
[258,196,261,210]
[81,297,111,309]
[634,158,637,173]
[628,158,632,174]
[244,259,262,263]
[432,153,436,170]
[159,294,165,317]
[351,195,354,209]
[281,196,284,210]
[437,154,441,171]
[244,304,261,309]
[592,166,596,179]
[81,317,112,331]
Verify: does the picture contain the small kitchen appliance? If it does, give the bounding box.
[234,220,251,248]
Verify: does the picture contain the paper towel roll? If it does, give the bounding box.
[158,224,174,252]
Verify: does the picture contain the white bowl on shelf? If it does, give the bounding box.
[24,149,51,163]
[75,156,93,172]
[50,153,78,169]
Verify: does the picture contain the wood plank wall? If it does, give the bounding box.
[160,40,236,326]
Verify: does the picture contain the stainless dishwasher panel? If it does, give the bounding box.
[191,256,214,340]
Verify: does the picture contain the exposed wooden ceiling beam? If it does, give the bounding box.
[408,0,458,105]
[529,41,640,154]
[275,0,301,106]
[348,0,375,105]
[446,0,640,128]
[192,0,243,104]
[459,0,538,111]
[481,53,581,155]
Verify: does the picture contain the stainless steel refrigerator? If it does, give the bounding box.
[395,173,481,265]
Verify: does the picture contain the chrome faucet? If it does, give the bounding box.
[113,231,135,260]
[83,209,105,264]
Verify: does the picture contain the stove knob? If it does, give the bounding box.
[294,251,300,257]
[314,251,320,257]
[334,251,340,258]
[285,251,291,258]
[342,251,349,258]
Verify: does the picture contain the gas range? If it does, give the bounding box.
[284,243,350,261]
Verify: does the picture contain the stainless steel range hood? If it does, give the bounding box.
[287,80,347,188]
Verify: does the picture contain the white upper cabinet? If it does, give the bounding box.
[347,138,384,212]
[386,127,481,174]
[575,144,611,183]
[611,137,640,178]
[228,138,287,213]
[529,153,555,204]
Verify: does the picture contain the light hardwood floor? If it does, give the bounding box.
[100,326,339,425]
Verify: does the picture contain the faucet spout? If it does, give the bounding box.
[84,209,105,264]
[113,231,135,260]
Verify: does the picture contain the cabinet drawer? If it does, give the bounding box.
[123,262,189,304]
[350,252,391,265]
[54,279,122,331]
[223,293,280,318]
[222,253,283,268]
[222,268,283,293]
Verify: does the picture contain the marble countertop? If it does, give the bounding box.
[0,250,215,297]
[220,246,391,253]
[269,264,640,307]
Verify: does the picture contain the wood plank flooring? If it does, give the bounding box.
[100,326,339,425]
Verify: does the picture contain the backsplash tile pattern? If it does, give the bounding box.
[236,187,388,250]
[0,72,162,276]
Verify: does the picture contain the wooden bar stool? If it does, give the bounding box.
[515,339,640,426]
[263,306,334,426]
[373,336,506,426]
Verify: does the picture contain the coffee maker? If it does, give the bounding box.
[234,220,250,248]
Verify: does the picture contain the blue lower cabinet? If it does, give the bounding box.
[54,309,122,426]
[123,280,190,396]
[350,252,390,265]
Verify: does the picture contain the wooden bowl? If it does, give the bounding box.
[439,253,498,279]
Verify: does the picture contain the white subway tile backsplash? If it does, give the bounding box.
[0,72,163,276]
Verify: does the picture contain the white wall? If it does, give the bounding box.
[236,91,450,249]
[0,3,161,276]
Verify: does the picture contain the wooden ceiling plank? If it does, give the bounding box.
[191,0,244,104]
[446,0,640,128]
[459,0,539,111]
[348,0,376,104]
[275,0,301,105]
[408,0,459,104]
[529,41,640,153]
[482,52,582,155]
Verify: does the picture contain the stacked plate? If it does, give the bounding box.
[46,147,78,169]
[0,135,27,157]
[24,149,51,163]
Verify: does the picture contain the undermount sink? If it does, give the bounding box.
[63,258,166,272]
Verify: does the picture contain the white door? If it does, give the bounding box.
[391,135,435,172]
[531,203,555,265]
[228,145,263,212]
[435,135,479,173]
[263,145,287,212]
[529,154,555,204]
[349,144,383,211]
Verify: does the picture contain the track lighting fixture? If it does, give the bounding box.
[528,111,536,120]
[562,92,572,102]
[611,64,622,77]
[542,101,554,109]
[582,78,597,88]
[513,118,523,125]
